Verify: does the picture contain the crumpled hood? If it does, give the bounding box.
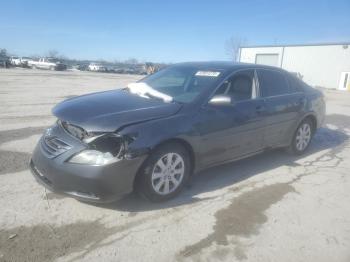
[52,89,182,132]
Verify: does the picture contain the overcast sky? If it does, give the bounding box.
[1,0,349,62]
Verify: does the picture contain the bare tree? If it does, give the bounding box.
[225,37,246,62]
[0,48,8,58]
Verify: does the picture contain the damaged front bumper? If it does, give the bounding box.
[30,123,146,203]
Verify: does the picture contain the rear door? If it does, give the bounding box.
[256,69,305,147]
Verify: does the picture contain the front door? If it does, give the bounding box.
[195,69,267,167]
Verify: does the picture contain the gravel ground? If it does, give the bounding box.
[0,68,350,262]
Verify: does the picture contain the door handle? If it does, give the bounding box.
[256,105,265,114]
[295,97,306,106]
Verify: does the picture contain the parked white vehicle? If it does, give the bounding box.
[9,56,22,66]
[20,57,35,67]
[29,57,67,71]
[88,63,106,72]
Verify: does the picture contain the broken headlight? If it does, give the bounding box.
[68,134,129,165]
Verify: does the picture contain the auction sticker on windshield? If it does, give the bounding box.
[195,71,221,77]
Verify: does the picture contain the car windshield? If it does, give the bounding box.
[140,66,222,103]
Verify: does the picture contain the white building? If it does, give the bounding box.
[239,43,350,90]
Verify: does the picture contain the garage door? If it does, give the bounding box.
[255,54,279,67]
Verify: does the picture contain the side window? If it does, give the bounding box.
[287,75,304,92]
[257,69,289,97]
[215,70,255,101]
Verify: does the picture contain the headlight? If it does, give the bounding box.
[68,133,130,165]
[69,150,119,165]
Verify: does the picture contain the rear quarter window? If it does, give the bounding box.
[257,69,289,97]
[287,74,305,93]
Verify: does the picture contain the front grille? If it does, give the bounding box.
[41,136,71,158]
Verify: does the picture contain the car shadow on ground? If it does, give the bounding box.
[87,126,348,213]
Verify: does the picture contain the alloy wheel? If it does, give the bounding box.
[295,123,311,151]
[151,153,185,195]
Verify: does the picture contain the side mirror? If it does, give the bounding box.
[208,95,232,106]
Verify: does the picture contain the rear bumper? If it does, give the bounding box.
[30,125,146,203]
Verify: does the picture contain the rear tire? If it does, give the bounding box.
[288,118,314,155]
[136,143,190,202]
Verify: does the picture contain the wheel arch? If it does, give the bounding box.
[287,113,318,146]
[133,137,196,190]
[301,113,317,132]
[151,138,195,175]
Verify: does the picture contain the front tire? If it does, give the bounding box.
[289,119,314,155]
[136,143,190,202]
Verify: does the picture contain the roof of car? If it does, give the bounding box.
[173,61,285,72]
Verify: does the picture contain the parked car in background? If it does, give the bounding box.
[20,57,35,68]
[29,57,67,71]
[88,63,106,72]
[9,56,22,66]
[76,64,89,71]
[0,56,10,68]
[112,67,147,75]
[30,62,325,203]
[114,68,125,74]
